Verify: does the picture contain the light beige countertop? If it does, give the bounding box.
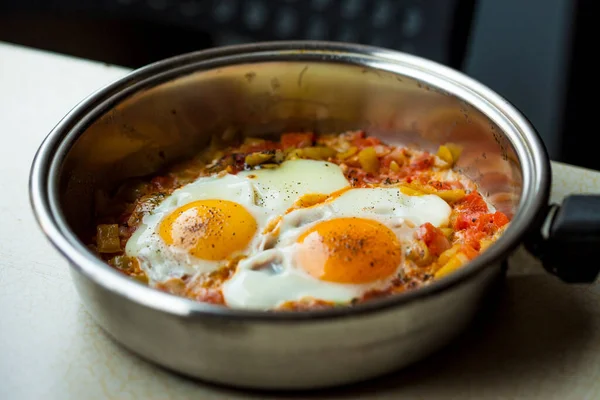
[1,42,599,400]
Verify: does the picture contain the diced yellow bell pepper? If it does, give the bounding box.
[437,145,454,164]
[97,224,121,253]
[245,152,274,166]
[358,147,380,173]
[440,228,454,238]
[446,143,462,161]
[437,244,461,266]
[436,143,463,166]
[300,146,336,160]
[480,239,494,252]
[398,185,425,196]
[435,253,469,279]
[437,189,466,203]
[389,160,401,172]
[336,146,358,160]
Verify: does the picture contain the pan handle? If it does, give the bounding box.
[526,195,600,283]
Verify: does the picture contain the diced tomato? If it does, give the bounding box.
[281,132,315,149]
[456,210,509,250]
[416,222,451,256]
[225,164,242,174]
[454,210,508,231]
[277,298,337,311]
[410,154,435,170]
[118,211,132,225]
[232,152,247,168]
[344,167,373,187]
[191,288,225,305]
[346,130,366,141]
[452,193,495,230]
[463,230,485,251]
[453,213,475,230]
[492,211,510,227]
[473,211,510,234]
[427,180,452,191]
[351,133,383,149]
[381,148,406,167]
[448,180,465,190]
[455,192,489,214]
[361,289,392,302]
[155,278,186,295]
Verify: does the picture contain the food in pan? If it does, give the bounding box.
[90,131,510,310]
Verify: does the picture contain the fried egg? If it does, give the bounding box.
[222,188,452,309]
[125,159,350,284]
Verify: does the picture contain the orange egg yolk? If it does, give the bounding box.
[296,217,401,284]
[158,200,257,260]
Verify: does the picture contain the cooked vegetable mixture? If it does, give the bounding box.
[89,130,509,310]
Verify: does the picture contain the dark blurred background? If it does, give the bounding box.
[0,0,594,169]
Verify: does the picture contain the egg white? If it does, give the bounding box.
[222,188,452,309]
[237,159,350,214]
